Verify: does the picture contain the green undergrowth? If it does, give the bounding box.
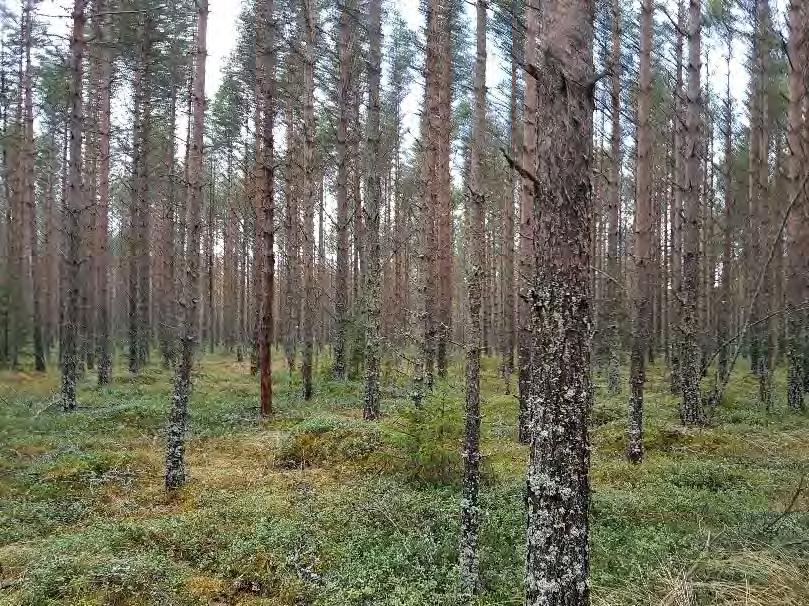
[1,351,807,605]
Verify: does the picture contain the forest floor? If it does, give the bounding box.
[1,352,808,605]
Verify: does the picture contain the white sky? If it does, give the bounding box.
[22,0,773,158]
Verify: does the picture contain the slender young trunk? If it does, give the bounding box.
[518,0,538,444]
[363,0,382,419]
[628,0,653,463]
[524,0,594,602]
[679,0,705,426]
[459,2,486,600]
[165,0,207,489]
[61,0,87,411]
[257,0,276,417]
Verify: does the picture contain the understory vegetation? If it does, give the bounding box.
[1,353,807,605]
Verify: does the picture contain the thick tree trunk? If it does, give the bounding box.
[165,0,207,489]
[628,0,653,463]
[459,2,486,600]
[61,0,87,411]
[524,0,594,602]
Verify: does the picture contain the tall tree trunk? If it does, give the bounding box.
[717,31,734,383]
[435,1,453,380]
[459,2,486,600]
[786,0,807,411]
[628,0,653,463]
[301,0,317,401]
[21,0,44,371]
[257,0,276,417]
[605,0,622,394]
[95,0,112,384]
[128,20,153,374]
[524,0,594,602]
[501,0,517,391]
[363,0,382,419]
[679,0,705,425]
[332,0,354,380]
[61,0,87,411]
[670,0,685,394]
[165,0,207,489]
[517,0,538,443]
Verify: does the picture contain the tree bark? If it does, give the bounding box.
[363,0,382,419]
[61,0,87,411]
[628,0,653,463]
[459,2,486,600]
[333,0,354,380]
[257,0,276,417]
[165,0,208,489]
[606,0,622,395]
[301,0,317,401]
[524,0,594,602]
[95,0,112,385]
[786,0,807,411]
[518,0,538,444]
[679,0,705,426]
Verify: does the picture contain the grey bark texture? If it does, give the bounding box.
[524,0,595,602]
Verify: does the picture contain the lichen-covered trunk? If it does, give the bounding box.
[628,0,653,463]
[517,0,538,444]
[679,0,705,426]
[524,0,594,602]
[363,0,382,419]
[459,2,486,601]
[61,0,87,411]
[164,0,207,489]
